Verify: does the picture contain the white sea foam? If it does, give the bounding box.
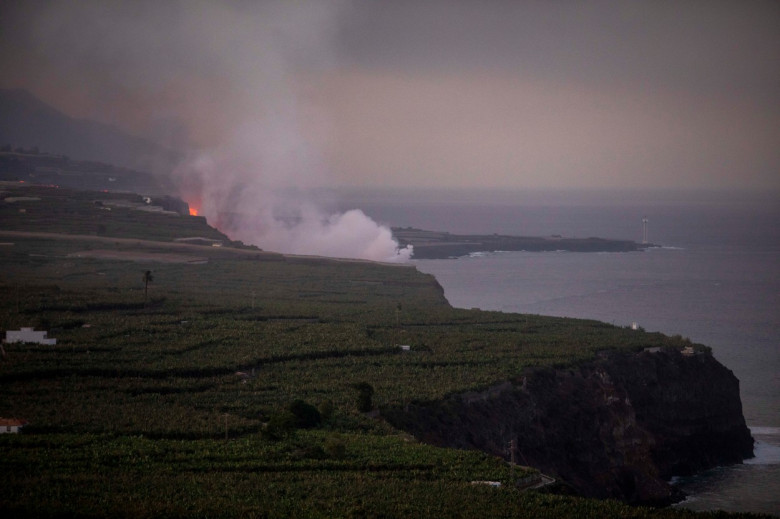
[745,427,780,465]
[746,442,780,465]
[750,426,780,436]
[648,245,685,251]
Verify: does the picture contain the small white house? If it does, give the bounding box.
[0,418,28,434]
[5,327,56,345]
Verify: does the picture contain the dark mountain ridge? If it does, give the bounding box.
[0,88,180,176]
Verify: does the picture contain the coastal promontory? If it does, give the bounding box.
[393,227,651,259]
[383,347,753,505]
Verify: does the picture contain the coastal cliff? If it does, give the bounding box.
[382,348,753,505]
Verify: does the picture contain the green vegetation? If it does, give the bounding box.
[0,185,749,517]
[0,182,236,244]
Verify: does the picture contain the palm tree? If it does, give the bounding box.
[143,270,153,305]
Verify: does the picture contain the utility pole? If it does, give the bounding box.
[509,438,516,477]
[395,303,401,347]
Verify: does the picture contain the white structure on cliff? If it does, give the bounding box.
[0,418,28,434]
[4,327,56,345]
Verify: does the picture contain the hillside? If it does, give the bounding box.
[0,88,179,176]
[0,148,172,194]
[0,182,229,244]
[0,185,758,518]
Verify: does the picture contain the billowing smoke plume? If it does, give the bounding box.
[162,2,412,262]
[7,0,412,262]
[176,128,412,262]
[163,2,415,262]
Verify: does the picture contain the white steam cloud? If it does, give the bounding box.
[176,133,412,262]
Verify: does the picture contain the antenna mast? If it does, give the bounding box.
[642,216,649,244]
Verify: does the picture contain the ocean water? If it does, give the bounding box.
[338,188,780,515]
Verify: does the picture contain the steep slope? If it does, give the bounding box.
[383,348,753,505]
[0,88,179,174]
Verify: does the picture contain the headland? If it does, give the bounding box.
[393,227,653,259]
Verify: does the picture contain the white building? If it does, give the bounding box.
[5,327,56,345]
[0,418,28,434]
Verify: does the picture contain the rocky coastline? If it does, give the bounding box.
[382,347,754,505]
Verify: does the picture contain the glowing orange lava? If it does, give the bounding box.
[189,206,199,216]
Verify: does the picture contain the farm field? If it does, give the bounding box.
[0,185,751,518]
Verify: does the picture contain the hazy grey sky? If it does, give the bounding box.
[2,0,778,190]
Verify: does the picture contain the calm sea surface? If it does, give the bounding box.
[338,188,780,515]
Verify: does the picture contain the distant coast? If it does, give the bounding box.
[393,227,653,259]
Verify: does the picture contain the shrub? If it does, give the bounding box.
[324,436,347,459]
[352,382,374,412]
[288,400,321,429]
[263,410,297,440]
[318,400,334,422]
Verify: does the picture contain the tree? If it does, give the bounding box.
[262,411,296,440]
[143,270,153,304]
[288,399,321,429]
[324,435,346,459]
[352,382,374,413]
[318,400,334,422]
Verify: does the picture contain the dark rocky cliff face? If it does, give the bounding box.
[382,349,753,505]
